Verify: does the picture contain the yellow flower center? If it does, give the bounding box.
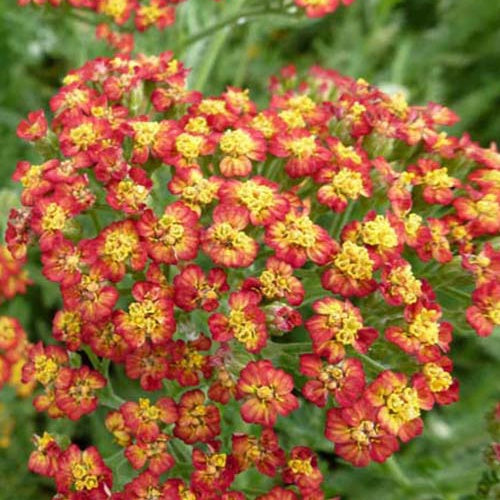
[220,129,254,157]
[100,0,128,19]
[279,109,306,129]
[334,241,373,280]
[70,462,98,491]
[408,308,440,345]
[386,387,420,422]
[128,300,163,335]
[157,215,185,245]
[33,356,59,385]
[286,135,316,158]
[334,143,362,164]
[104,230,137,263]
[288,94,316,113]
[69,123,98,150]
[185,117,210,135]
[476,194,498,215]
[351,420,377,445]
[255,385,274,401]
[251,113,275,138]
[281,214,317,248]
[259,269,290,299]
[331,168,364,199]
[21,164,43,188]
[116,179,149,207]
[423,167,454,188]
[388,265,422,304]
[212,223,249,249]
[133,122,160,147]
[288,458,313,476]
[198,99,227,115]
[361,215,398,248]
[423,363,452,392]
[176,133,204,160]
[236,181,275,214]
[138,398,161,421]
[41,203,68,232]
[138,4,163,25]
[64,89,87,107]
[229,309,258,349]
[404,213,423,237]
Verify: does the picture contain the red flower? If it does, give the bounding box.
[17,110,48,141]
[55,444,112,496]
[174,389,221,444]
[137,202,199,265]
[125,434,175,475]
[236,360,299,426]
[282,446,323,495]
[54,366,106,420]
[300,355,365,407]
[191,447,238,494]
[209,291,268,353]
[28,432,61,477]
[173,264,228,312]
[201,204,258,268]
[120,397,178,442]
[306,297,378,363]
[325,398,399,467]
[466,281,500,337]
[265,208,333,268]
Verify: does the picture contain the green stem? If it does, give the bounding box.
[183,7,292,47]
[385,456,412,488]
[357,352,387,372]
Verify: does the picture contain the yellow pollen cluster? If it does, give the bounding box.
[279,109,306,129]
[287,136,317,159]
[288,458,313,476]
[331,168,364,199]
[281,214,317,248]
[228,309,258,348]
[213,223,250,249]
[21,164,43,188]
[348,101,366,119]
[180,489,197,500]
[251,113,275,138]
[254,384,274,401]
[176,133,204,160]
[386,387,421,422]
[133,122,161,147]
[157,215,185,245]
[351,420,377,445]
[180,348,204,371]
[476,194,498,215]
[259,269,289,299]
[324,302,362,344]
[181,174,219,206]
[99,0,128,19]
[41,203,68,232]
[361,215,398,249]
[423,363,452,392]
[487,301,500,325]
[59,310,82,334]
[185,116,210,135]
[404,213,423,238]
[198,99,227,115]
[334,241,373,280]
[288,95,316,113]
[64,89,88,108]
[334,143,362,164]
[237,181,275,214]
[423,167,455,188]
[68,378,94,403]
[387,93,409,118]
[0,317,16,346]
[128,299,163,335]
[408,308,440,345]
[318,365,344,390]
[206,453,227,473]
[116,179,149,207]
[103,230,138,263]
[33,356,59,385]
[69,123,98,150]
[138,398,161,421]
[220,129,254,157]
[70,462,99,491]
[138,4,163,26]
[388,265,422,304]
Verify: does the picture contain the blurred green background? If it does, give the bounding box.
[0,0,499,498]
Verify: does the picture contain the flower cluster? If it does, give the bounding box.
[0,244,31,303]
[17,0,358,53]
[10,49,499,498]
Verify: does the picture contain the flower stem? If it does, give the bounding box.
[385,456,412,488]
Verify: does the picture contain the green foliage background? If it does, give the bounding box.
[0,0,499,498]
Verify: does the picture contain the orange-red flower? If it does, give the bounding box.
[201,204,258,268]
[300,355,365,407]
[325,398,399,467]
[16,110,48,141]
[209,291,268,353]
[137,201,199,265]
[466,281,500,337]
[306,297,378,363]
[173,389,221,444]
[265,208,333,268]
[236,360,299,427]
[282,446,323,497]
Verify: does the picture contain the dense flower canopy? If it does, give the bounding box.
[6,46,500,498]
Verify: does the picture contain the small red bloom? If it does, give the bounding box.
[325,398,399,467]
[17,110,48,141]
[54,365,106,421]
[466,281,500,337]
[282,446,323,496]
[28,432,61,478]
[236,360,299,427]
[174,389,221,444]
